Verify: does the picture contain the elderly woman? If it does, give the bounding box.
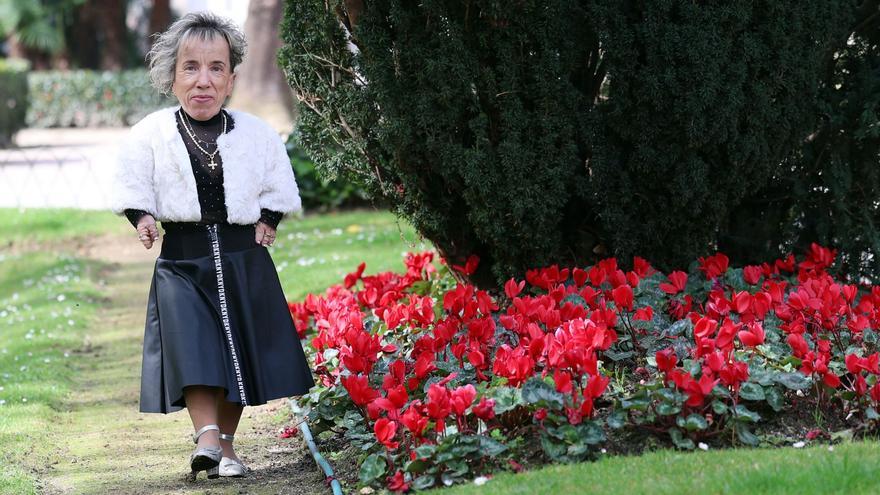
[111,12,314,479]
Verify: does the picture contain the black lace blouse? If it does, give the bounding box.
[124,108,284,229]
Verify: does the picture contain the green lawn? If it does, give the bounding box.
[0,252,107,494]
[269,209,431,301]
[0,208,126,246]
[434,440,880,495]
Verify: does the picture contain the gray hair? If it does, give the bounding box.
[147,12,247,95]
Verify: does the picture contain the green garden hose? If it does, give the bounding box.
[289,399,344,495]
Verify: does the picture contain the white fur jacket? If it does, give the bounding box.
[110,106,301,224]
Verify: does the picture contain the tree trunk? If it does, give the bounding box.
[228,0,296,133]
[93,0,127,70]
[149,0,172,37]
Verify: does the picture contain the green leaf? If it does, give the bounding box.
[540,433,568,461]
[657,402,682,416]
[409,280,432,296]
[655,388,678,402]
[479,437,508,457]
[774,372,811,390]
[522,377,565,409]
[621,397,650,411]
[359,453,386,484]
[739,382,765,401]
[562,293,588,308]
[607,409,627,429]
[449,436,481,457]
[867,407,880,420]
[445,459,470,476]
[736,425,760,446]
[668,427,695,450]
[580,421,606,445]
[831,428,854,442]
[414,444,436,459]
[604,349,635,361]
[683,413,709,431]
[734,404,761,423]
[405,459,430,474]
[489,386,521,415]
[765,387,785,412]
[441,471,460,487]
[711,400,729,415]
[567,442,590,458]
[749,366,776,385]
[412,475,436,490]
[665,319,692,337]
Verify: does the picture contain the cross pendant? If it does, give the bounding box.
[208,159,217,170]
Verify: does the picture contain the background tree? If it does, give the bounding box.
[148,0,171,39]
[280,0,880,288]
[229,0,296,132]
[0,0,83,68]
[1,0,136,70]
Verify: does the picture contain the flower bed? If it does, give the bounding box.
[288,245,880,492]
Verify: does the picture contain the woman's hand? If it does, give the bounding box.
[136,215,160,250]
[255,222,276,247]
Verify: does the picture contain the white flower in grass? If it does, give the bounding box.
[474,476,489,486]
[698,442,709,451]
[793,441,806,448]
[56,294,66,302]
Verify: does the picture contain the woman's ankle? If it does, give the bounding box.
[197,430,220,449]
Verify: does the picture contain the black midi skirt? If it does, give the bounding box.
[139,222,315,414]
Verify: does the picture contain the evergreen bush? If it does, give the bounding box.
[287,133,371,211]
[279,1,880,287]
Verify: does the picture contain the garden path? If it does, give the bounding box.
[0,128,124,210]
[37,232,327,495]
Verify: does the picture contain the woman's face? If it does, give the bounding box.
[171,35,235,121]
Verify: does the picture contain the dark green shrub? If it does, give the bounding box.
[27,70,173,127]
[720,13,880,277]
[0,59,30,146]
[280,1,877,287]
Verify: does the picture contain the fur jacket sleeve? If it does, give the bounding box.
[110,106,302,224]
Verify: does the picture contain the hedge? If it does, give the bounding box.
[26,69,173,128]
[0,59,30,146]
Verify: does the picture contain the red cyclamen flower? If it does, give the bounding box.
[374,418,399,449]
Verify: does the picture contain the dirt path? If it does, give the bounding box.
[37,234,328,494]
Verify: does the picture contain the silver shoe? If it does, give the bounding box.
[218,433,248,477]
[190,424,222,479]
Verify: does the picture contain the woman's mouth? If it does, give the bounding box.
[192,95,213,103]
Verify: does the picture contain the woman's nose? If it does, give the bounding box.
[196,68,211,87]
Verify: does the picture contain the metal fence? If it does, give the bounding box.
[0,129,124,210]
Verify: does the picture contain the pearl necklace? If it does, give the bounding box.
[179,108,227,170]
